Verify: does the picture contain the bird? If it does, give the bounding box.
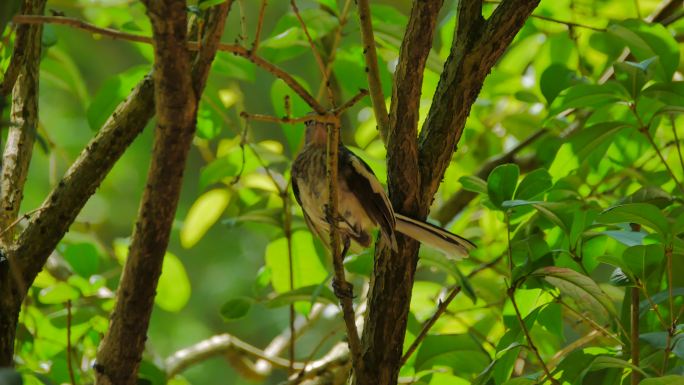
[291,119,475,265]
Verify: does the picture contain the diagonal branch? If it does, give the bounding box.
[93,3,231,385]
[417,0,539,208]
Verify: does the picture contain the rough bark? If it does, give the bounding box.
[358,1,540,384]
[356,2,444,384]
[0,0,45,367]
[93,3,230,384]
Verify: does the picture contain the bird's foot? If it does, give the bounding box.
[332,278,355,299]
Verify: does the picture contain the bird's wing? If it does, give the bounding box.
[339,147,397,250]
[292,176,330,247]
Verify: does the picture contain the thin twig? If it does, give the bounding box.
[290,0,335,106]
[316,0,353,102]
[401,286,462,366]
[11,14,326,114]
[671,115,684,175]
[66,300,76,385]
[509,288,558,384]
[325,116,363,376]
[356,0,389,142]
[531,14,606,31]
[250,0,267,53]
[240,111,337,125]
[399,254,504,365]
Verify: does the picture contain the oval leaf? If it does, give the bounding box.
[181,189,231,248]
[220,297,253,321]
[155,252,191,312]
[487,164,519,209]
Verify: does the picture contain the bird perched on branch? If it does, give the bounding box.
[291,119,475,262]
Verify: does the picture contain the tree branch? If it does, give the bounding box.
[12,14,326,114]
[0,0,46,367]
[356,0,389,142]
[357,2,445,385]
[93,3,229,384]
[165,333,304,379]
[0,0,46,245]
[417,0,539,208]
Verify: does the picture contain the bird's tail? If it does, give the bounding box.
[394,213,475,259]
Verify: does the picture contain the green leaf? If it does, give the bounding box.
[552,82,629,113]
[639,288,684,317]
[0,368,22,385]
[137,360,166,385]
[473,342,525,385]
[540,64,575,104]
[459,175,488,195]
[614,57,657,99]
[531,266,617,318]
[180,189,231,248]
[62,242,101,277]
[579,355,649,381]
[569,122,632,163]
[515,169,552,200]
[640,330,684,360]
[265,231,328,293]
[266,284,337,307]
[344,250,373,276]
[601,230,646,247]
[597,203,669,236]
[155,251,191,312]
[487,164,519,209]
[87,66,148,131]
[220,297,253,321]
[38,282,80,304]
[621,244,664,278]
[414,334,489,375]
[619,186,673,208]
[639,376,684,385]
[607,20,680,81]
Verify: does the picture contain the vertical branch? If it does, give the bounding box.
[0,0,46,367]
[250,0,267,53]
[94,3,230,385]
[357,2,444,384]
[631,287,640,385]
[0,0,45,245]
[356,0,389,142]
[283,188,296,372]
[325,117,363,377]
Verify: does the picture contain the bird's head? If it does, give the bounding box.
[304,119,328,146]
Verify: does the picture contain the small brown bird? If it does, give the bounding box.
[291,119,475,259]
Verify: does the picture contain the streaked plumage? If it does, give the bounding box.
[291,120,475,258]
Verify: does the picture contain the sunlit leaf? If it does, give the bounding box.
[514,169,552,200]
[459,175,488,195]
[155,252,191,312]
[265,231,328,293]
[597,203,669,236]
[181,189,232,248]
[531,266,617,318]
[487,164,519,209]
[607,20,680,81]
[38,282,80,304]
